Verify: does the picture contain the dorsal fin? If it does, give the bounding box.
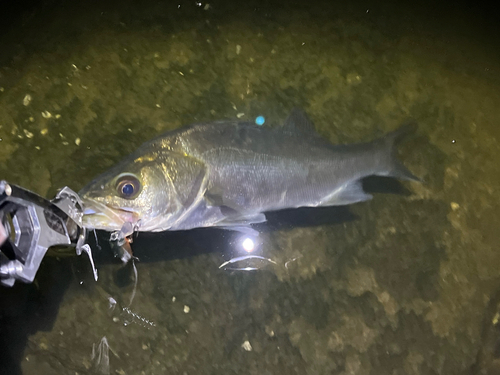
[283,108,317,135]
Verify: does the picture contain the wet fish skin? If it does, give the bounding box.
[79,109,419,233]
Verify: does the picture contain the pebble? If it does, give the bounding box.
[23,94,32,106]
[241,340,252,351]
[23,129,34,138]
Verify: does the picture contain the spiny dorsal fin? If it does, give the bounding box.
[283,108,318,135]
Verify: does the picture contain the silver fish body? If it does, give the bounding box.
[79,109,418,233]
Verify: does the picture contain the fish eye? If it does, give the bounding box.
[115,174,141,199]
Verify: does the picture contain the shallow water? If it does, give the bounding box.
[1,0,500,374]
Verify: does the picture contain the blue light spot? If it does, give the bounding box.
[255,116,265,126]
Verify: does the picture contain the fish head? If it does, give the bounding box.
[79,152,178,232]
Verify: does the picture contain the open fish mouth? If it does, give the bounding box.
[81,198,139,232]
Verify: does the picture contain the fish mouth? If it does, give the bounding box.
[81,198,139,232]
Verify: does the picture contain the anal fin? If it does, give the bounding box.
[321,180,372,206]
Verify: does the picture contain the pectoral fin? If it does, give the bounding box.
[204,185,249,213]
[204,188,266,235]
[204,186,225,207]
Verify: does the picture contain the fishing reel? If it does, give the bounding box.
[0,180,96,287]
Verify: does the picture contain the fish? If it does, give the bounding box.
[79,109,419,237]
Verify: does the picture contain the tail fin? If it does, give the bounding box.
[378,120,420,182]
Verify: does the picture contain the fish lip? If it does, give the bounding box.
[82,197,139,215]
[81,197,140,229]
